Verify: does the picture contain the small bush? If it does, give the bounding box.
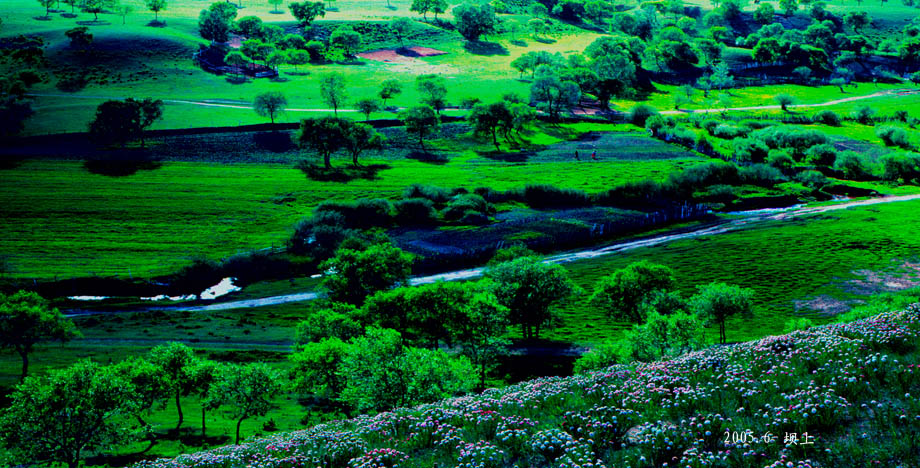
[876,126,912,149]
[804,144,838,166]
[850,105,876,125]
[783,317,815,333]
[812,110,841,126]
[441,194,495,221]
[794,170,829,188]
[573,340,627,374]
[880,153,920,182]
[354,198,394,228]
[740,119,775,130]
[833,151,875,180]
[403,184,453,204]
[739,164,786,187]
[701,119,721,134]
[394,198,437,225]
[732,137,769,163]
[712,124,750,139]
[766,149,795,174]
[661,126,696,147]
[628,104,659,126]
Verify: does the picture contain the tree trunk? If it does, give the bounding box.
[353,153,359,167]
[175,392,184,429]
[492,128,500,150]
[201,407,207,438]
[479,361,486,389]
[235,418,244,444]
[19,350,28,382]
[324,152,331,169]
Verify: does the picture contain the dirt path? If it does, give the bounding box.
[30,88,917,117]
[63,193,917,316]
[660,88,918,115]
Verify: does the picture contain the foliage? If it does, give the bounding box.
[589,261,678,324]
[0,291,79,381]
[288,1,325,27]
[198,2,237,43]
[0,360,139,468]
[453,2,498,42]
[338,328,474,412]
[149,342,199,429]
[401,105,440,149]
[485,257,577,339]
[89,98,164,147]
[208,362,283,444]
[253,92,287,125]
[690,282,754,344]
[320,243,413,306]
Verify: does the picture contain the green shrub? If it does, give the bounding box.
[804,143,838,166]
[833,151,875,180]
[783,317,815,333]
[794,170,829,188]
[403,184,453,204]
[712,124,750,139]
[766,149,795,174]
[701,119,721,134]
[441,194,495,221]
[732,137,769,163]
[850,105,876,125]
[739,164,786,186]
[876,126,912,149]
[573,340,628,374]
[813,110,841,126]
[628,104,659,126]
[880,153,920,182]
[394,198,437,225]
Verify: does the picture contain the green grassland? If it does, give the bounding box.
[551,197,920,344]
[0,125,706,280]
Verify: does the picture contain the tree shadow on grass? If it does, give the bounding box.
[270,76,290,83]
[510,39,527,47]
[0,155,25,170]
[462,41,509,56]
[61,12,78,18]
[406,150,449,164]
[533,37,556,44]
[146,20,167,27]
[298,162,391,182]
[84,152,162,176]
[77,20,111,26]
[477,150,531,162]
[225,75,248,84]
[33,16,53,21]
[253,131,295,153]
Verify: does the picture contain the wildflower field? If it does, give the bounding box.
[134,306,920,468]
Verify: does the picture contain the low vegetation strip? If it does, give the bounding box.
[132,305,920,468]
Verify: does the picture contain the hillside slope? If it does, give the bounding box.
[135,306,920,468]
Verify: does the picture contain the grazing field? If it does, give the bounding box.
[0,127,707,280]
[3,0,920,465]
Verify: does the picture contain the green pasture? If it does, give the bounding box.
[551,197,920,344]
[0,126,706,280]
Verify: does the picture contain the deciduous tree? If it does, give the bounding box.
[0,360,139,468]
[253,91,287,124]
[320,243,413,305]
[0,291,79,381]
[208,362,282,444]
[319,72,347,116]
[485,257,577,339]
[690,282,754,344]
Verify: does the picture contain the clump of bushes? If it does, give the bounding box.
[876,126,913,149]
[394,198,437,226]
[628,104,659,126]
[441,194,495,223]
[812,110,841,126]
[833,151,875,181]
[880,153,920,182]
[850,105,876,125]
[517,184,591,209]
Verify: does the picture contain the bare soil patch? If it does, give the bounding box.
[358,46,447,63]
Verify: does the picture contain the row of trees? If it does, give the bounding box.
[36,0,166,23]
[0,341,283,468]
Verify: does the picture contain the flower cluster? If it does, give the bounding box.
[132,306,920,468]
